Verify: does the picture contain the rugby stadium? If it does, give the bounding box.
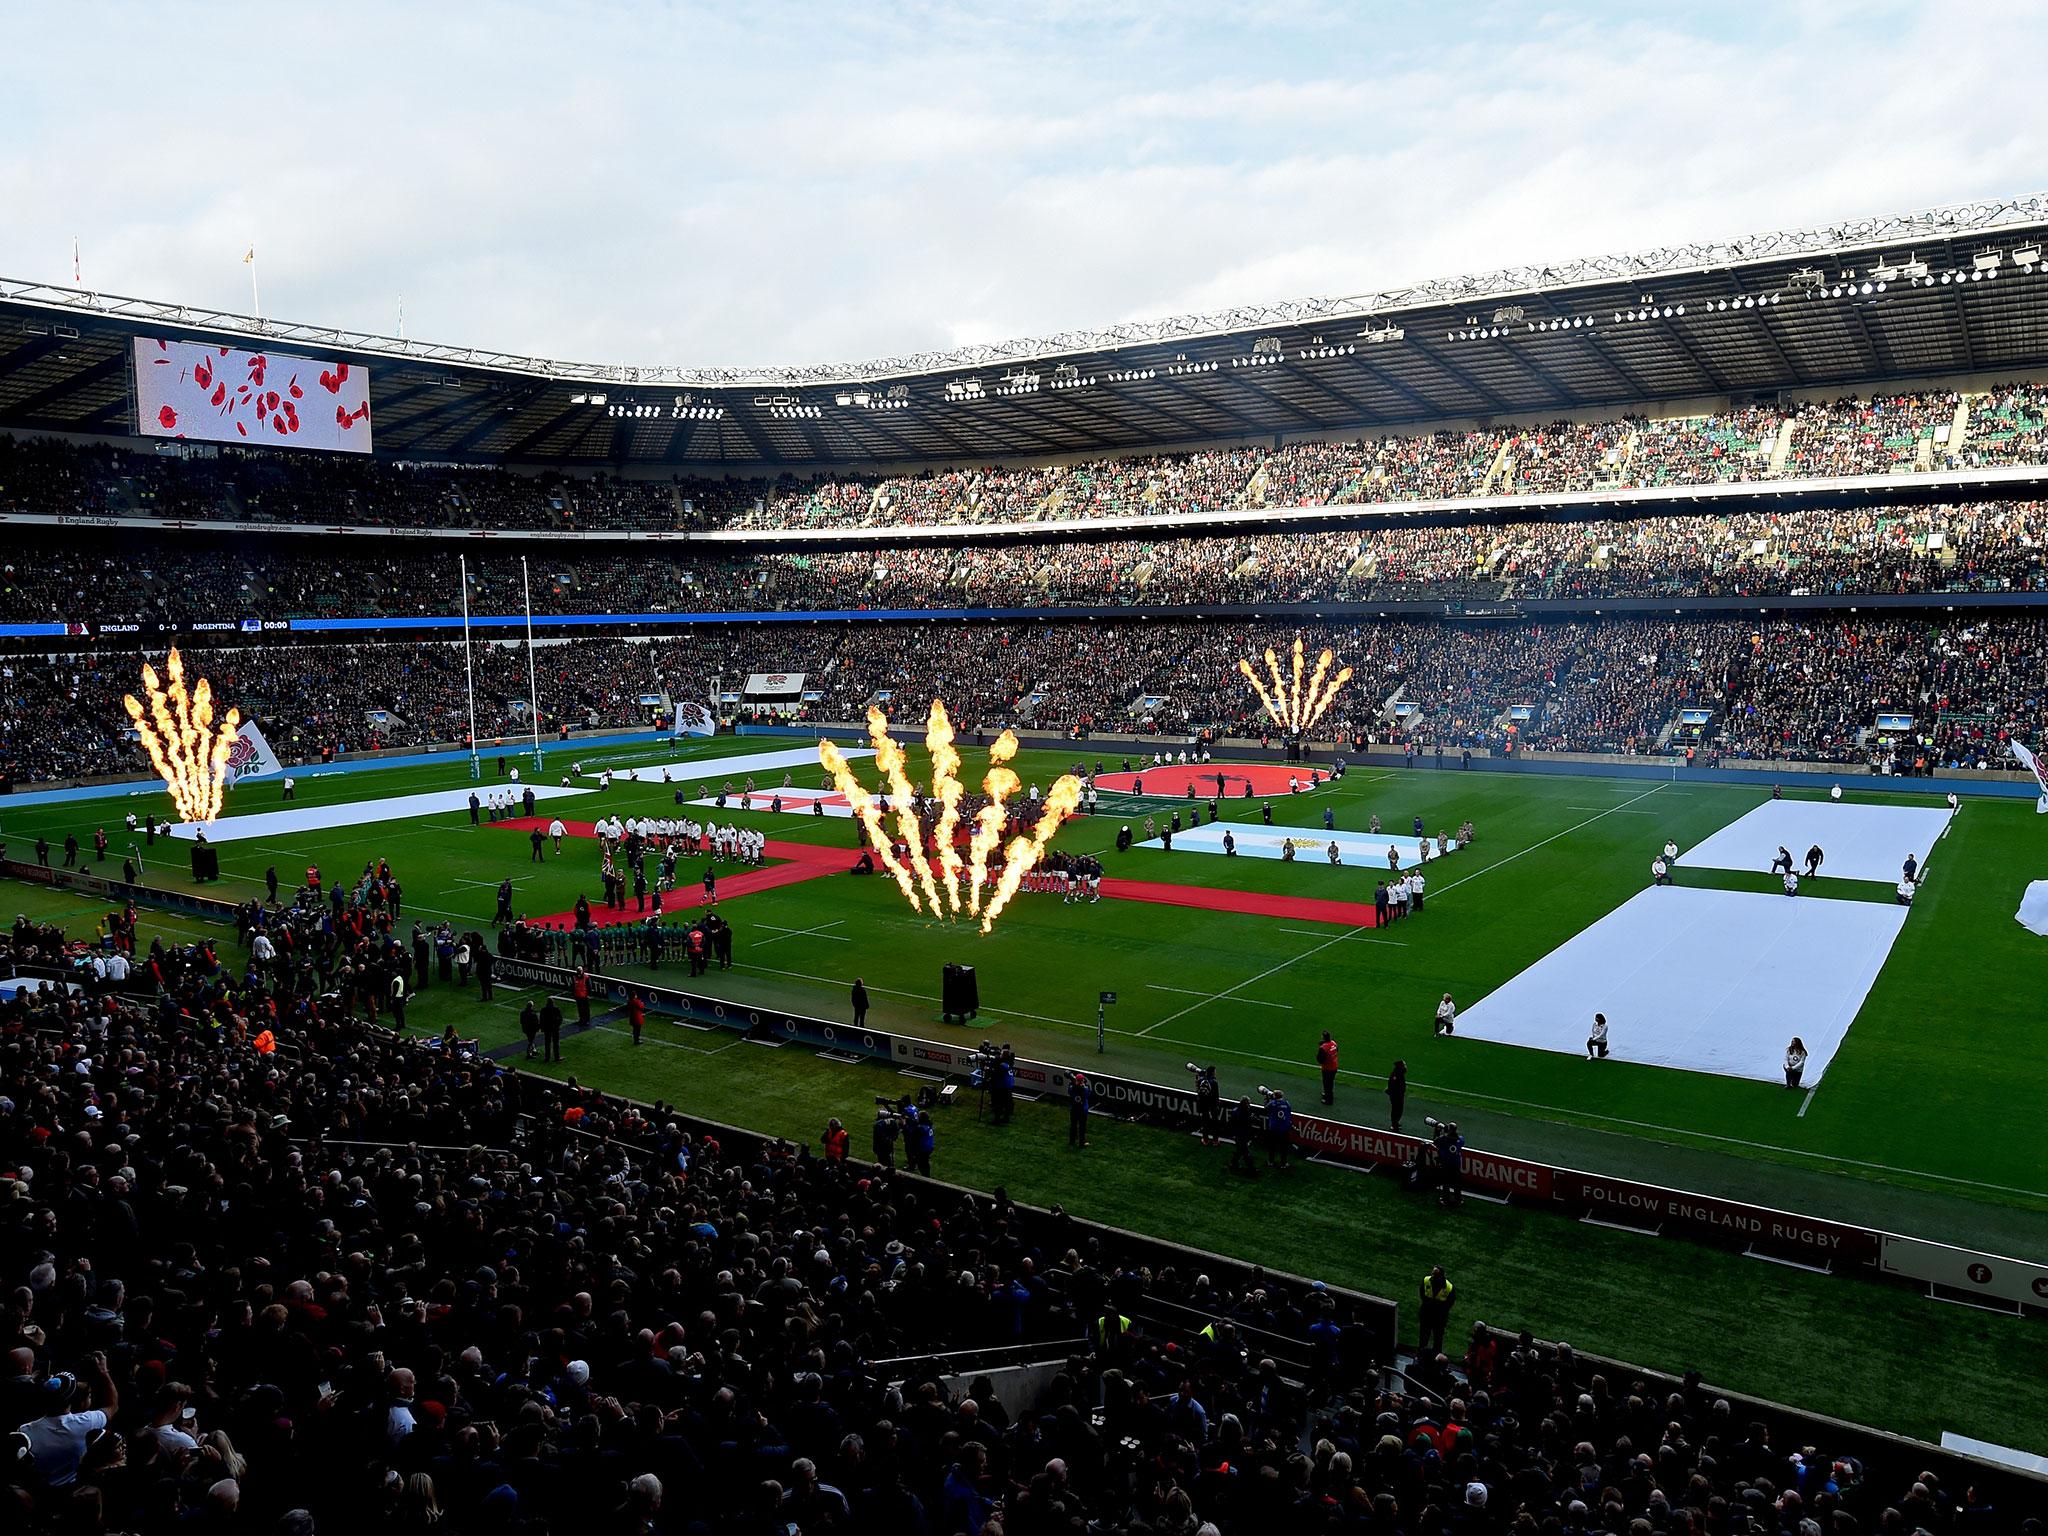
[5,183,2048,1532]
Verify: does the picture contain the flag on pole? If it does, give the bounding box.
[2011,739,2048,813]
[72,237,80,286]
[244,245,255,264]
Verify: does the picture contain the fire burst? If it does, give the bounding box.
[1239,636,1354,734]
[123,649,241,823]
[820,702,1083,934]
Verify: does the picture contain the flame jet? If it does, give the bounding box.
[978,777,1085,933]
[868,708,944,914]
[820,736,922,911]
[1239,634,1356,735]
[966,731,1021,916]
[123,649,241,823]
[925,700,968,912]
[819,713,1082,933]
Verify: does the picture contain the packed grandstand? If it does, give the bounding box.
[6,193,2048,1536]
[4,383,2048,792]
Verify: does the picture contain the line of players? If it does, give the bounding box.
[1019,849,1105,901]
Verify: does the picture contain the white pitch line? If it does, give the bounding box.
[1797,1085,1818,1118]
[1276,927,1408,946]
[753,920,851,946]
[1138,925,1363,1034]
[729,959,1120,1038]
[1430,783,1669,900]
[1139,783,1671,1036]
[1147,983,1292,1010]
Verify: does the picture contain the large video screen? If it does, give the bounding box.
[134,337,373,453]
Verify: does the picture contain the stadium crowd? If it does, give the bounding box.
[4,941,2035,1534]
[5,615,2042,786]
[5,381,2048,534]
[3,498,2046,636]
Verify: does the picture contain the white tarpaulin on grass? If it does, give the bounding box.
[1454,885,1908,1084]
[1676,798,1951,885]
[170,746,866,843]
[2018,881,2048,937]
[1136,821,1457,867]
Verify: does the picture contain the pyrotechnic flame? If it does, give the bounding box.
[925,700,967,913]
[967,732,1020,916]
[820,736,921,911]
[979,776,1085,933]
[868,708,944,914]
[821,711,1080,934]
[122,648,241,823]
[1240,634,1356,736]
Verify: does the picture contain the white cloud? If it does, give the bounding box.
[0,1,2040,369]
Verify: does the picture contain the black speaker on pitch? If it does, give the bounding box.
[941,962,979,1023]
[190,844,220,882]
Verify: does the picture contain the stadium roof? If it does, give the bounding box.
[5,192,2048,471]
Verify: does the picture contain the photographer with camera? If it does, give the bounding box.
[1067,1071,1091,1148]
[982,1042,1015,1124]
[1188,1062,1221,1145]
[1260,1085,1293,1171]
[870,1098,901,1169]
[1427,1116,1465,1207]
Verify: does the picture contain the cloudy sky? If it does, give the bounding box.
[3,2,2042,371]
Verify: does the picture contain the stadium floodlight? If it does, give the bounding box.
[834,392,852,406]
[1492,305,1525,324]
[1974,249,2003,273]
[2014,245,2041,269]
[1901,258,1929,279]
[588,393,608,406]
[1358,324,1404,343]
[1251,335,1283,357]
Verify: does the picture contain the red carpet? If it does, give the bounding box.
[1099,878,1380,928]
[493,816,1377,930]
[1093,762,1327,799]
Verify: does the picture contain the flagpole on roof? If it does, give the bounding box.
[244,245,260,318]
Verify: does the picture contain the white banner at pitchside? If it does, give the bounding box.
[222,720,284,784]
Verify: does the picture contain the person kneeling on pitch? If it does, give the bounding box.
[1586,1012,1610,1060]
[1434,992,1457,1037]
